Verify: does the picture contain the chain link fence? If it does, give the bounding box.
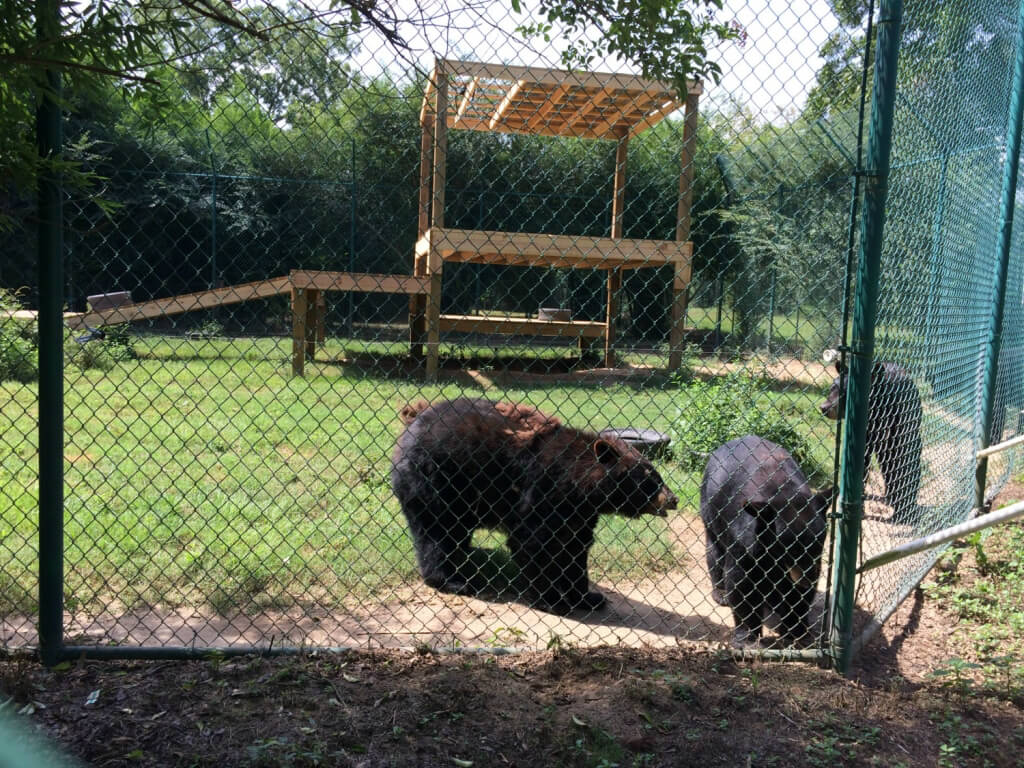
[2,0,1022,664]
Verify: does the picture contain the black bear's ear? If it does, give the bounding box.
[593,439,622,466]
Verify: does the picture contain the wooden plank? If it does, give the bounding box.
[605,268,621,368]
[454,76,480,125]
[669,259,690,370]
[676,91,700,243]
[432,60,448,233]
[419,61,437,125]
[488,79,526,130]
[305,289,319,361]
[418,115,434,238]
[289,270,429,295]
[75,276,291,327]
[416,227,691,269]
[524,83,570,132]
[439,314,605,337]
[552,87,613,137]
[425,273,443,381]
[440,59,702,98]
[611,127,629,239]
[291,287,307,377]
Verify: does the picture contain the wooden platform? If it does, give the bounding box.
[416,228,692,271]
[415,58,700,378]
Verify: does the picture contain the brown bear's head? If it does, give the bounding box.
[591,438,678,518]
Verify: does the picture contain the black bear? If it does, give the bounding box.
[391,398,678,615]
[819,359,923,522]
[700,435,832,647]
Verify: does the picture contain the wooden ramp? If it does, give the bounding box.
[66,276,293,329]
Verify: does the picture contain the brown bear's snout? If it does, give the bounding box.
[653,487,678,516]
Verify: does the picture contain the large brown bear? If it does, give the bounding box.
[391,398,678,615]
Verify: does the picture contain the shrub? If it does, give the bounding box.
[669,370,826,481]
[0,288,39,383]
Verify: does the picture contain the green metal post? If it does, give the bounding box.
[829,0,903,675]
[36,0,65,667]
[975,0,1024,513]
[205,129,218,290]
[348,137,356,336]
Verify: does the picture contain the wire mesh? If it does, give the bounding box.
[1,0,1022,659]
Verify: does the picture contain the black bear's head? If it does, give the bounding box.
[819,360,898,421]
[591,438,678,518]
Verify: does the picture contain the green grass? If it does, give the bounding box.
[0,332,836,618]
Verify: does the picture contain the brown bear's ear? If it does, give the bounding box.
[814,487,836,516]
[593,439,622,466]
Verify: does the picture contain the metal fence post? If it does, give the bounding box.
[36,0,65,667]
[828,0,903,675]
[975,0,1024,513]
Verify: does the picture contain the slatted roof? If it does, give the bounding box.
[420,59,701,141]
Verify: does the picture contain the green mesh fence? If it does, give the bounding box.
[1,0,1022,663]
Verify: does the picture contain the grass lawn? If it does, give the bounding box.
[0,332,836,621]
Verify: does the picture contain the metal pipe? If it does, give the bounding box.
[857,498,1024,574]
[977,431,1024,458]
[35,0,65,668]
[829,0,903,676]
[976,0,1024,512]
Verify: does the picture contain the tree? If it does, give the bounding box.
[1,0,735,232]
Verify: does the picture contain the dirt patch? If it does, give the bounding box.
[4,482,1024,767]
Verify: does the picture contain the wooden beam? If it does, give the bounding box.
[440,59,702,97]
[669,258,692,370]
[676,91,700,243]
[291,287,307,377]
[610,127,629,239]
[305,288,319,362]
[554,87,613,136]
[524,83,570,132]
[289,270,429,295]
[432,60,448,233]
[438,314,605,337]
[605,268,621,368]
[628,97,685,140]
[489,79,525,130]
[74,276,291,327]
[425,273,443,381]
[454,76,480,126]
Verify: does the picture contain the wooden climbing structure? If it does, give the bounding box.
[410,59,701,378]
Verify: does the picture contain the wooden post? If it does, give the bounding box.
[670,90,700,370]
[305,288,320,362]
[315,290,326,348]
[605,126,629,368]
[291,287,307,377]
[426,60,448,381]
[410,107,435,360]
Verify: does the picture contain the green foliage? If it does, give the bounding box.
[516,0,736,92]
[669,370,826,481]
[0,288,38,383]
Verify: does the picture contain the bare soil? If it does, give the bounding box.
[4,482,1024,767]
